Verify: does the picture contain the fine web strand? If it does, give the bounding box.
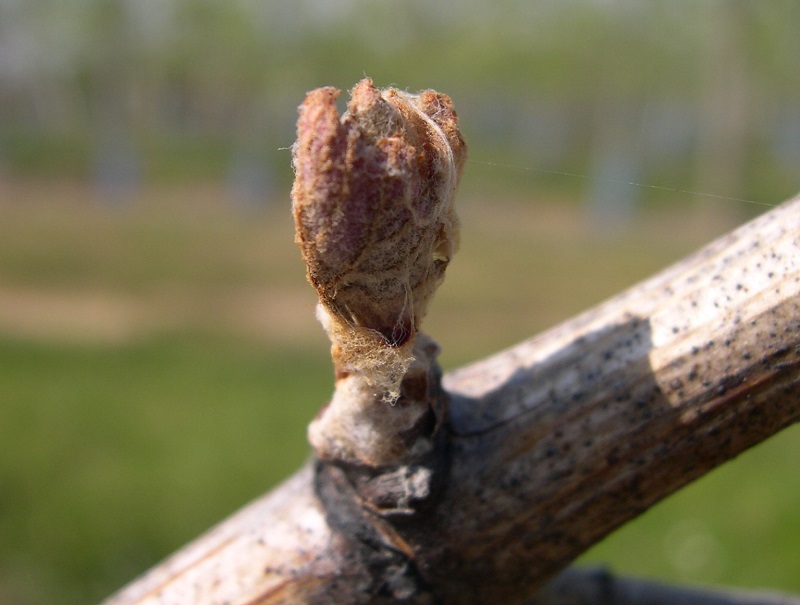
[469,159,778,210]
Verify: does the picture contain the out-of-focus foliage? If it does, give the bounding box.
[1,0,799,204]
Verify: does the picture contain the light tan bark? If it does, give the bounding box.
[103,194,800,605]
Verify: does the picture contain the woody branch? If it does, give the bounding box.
[103,80,800,605]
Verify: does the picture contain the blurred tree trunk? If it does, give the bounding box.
[587,94,644,230]
[694,0,752,203]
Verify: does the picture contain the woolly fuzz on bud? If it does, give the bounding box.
[291,79,466,466]
[292,78,466,401]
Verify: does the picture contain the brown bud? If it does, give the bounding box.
[292,78,467,401]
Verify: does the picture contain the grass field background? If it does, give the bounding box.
[1,179,798,604]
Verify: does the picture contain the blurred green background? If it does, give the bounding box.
[1,1,799,603]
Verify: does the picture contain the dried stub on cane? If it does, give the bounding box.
[292,78,467,403]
